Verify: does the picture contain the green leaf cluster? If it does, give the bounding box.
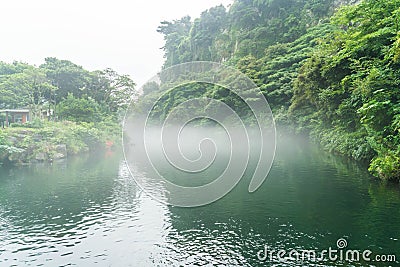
[155,0,400,181]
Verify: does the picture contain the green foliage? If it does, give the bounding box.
[157,0,347,67]
[0,57,136,122]
[144,82,252,125]
[156,0,354,120]
[142,81,160,96]
[0,120,120,163]
[8,119,44,129]
[290,0,400,181]
[157,16,193,67]
[370,152,400,181]
[63,123,103,153]
[57,94,102,123]
[0,130,8,146]
[87,68,137,112]
[39,57,90,101]
[24,119,45,129]
[155,0,400,181]
[0,67,56,118]
[0,58,133,164]
[0,61,31,77]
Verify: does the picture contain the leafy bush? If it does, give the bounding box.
[25,119,44,128]
[0,130,8,146]
[370,152,400,182]
[10,123,25,128]
[58,94,102,123]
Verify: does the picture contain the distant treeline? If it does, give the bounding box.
[0,58,136,122]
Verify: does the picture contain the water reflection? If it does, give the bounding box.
[0,153,171,266]
[0,135,398,266]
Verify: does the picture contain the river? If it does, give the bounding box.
[0,134,399,266]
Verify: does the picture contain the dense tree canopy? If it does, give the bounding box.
[290,0,400,180]
[152,0,400,181]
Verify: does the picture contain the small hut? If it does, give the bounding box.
[0,109,31,127]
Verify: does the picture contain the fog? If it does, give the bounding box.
[123,119,276,207]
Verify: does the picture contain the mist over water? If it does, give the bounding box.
[123,121,276,206]
[122,62,278,206]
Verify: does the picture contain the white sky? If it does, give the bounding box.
[0,0,233,86]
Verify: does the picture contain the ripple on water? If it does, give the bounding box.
[0,140,399,266]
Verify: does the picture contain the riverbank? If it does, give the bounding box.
[0,120,120,165]
[275,121,400,183]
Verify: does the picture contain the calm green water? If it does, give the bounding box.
[0,135,399,266]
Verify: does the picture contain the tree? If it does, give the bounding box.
[142,81,160,96]
[157,16,192,67]
[87,68,137,112]
[57,93,101,122]
[190,5,228,61]
[40,57,90,102]
[0,67,56,118]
